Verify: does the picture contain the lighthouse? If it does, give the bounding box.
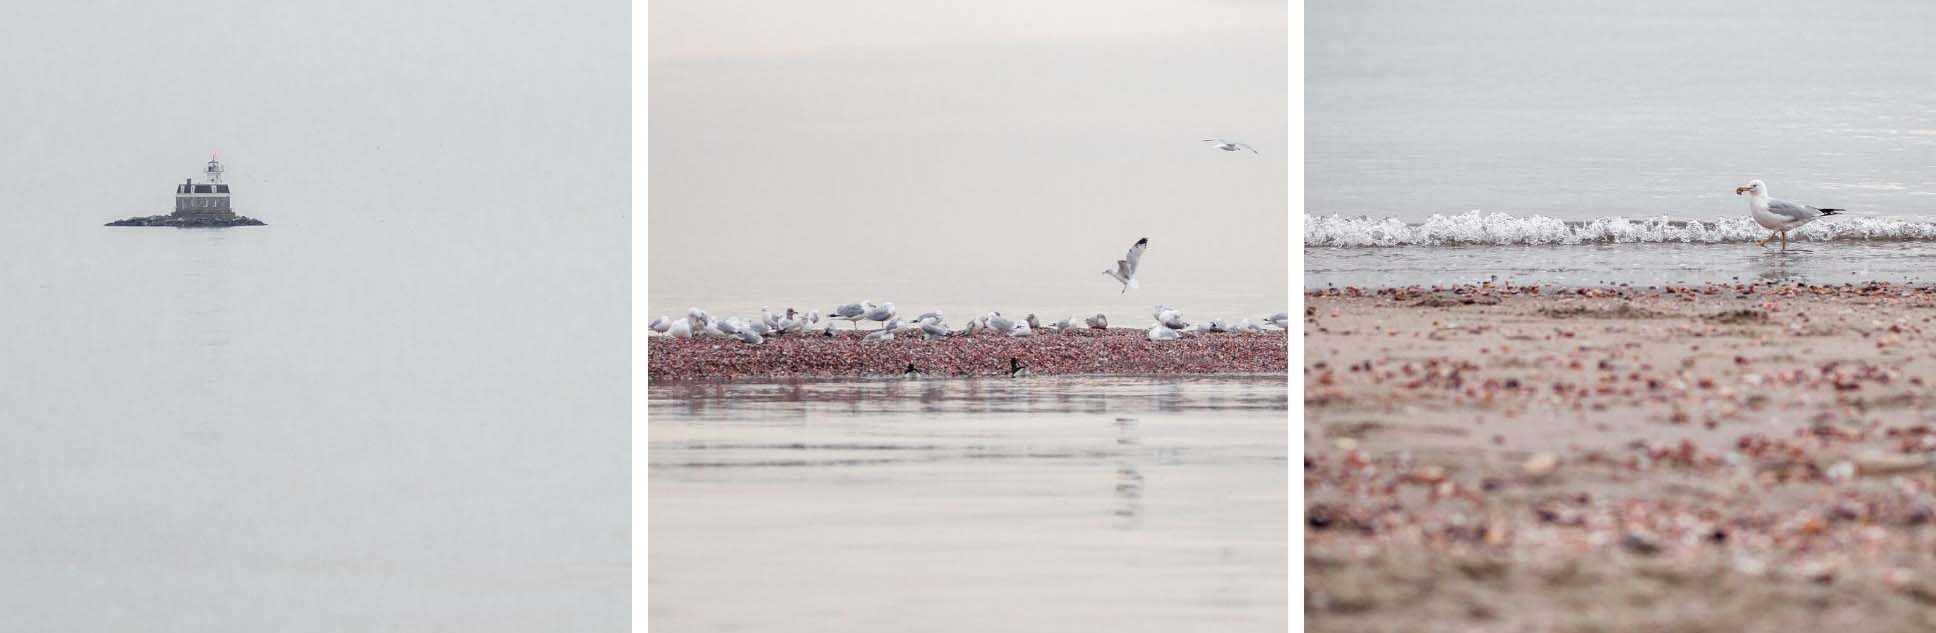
[174,156,235,218]
[105,155,266,227]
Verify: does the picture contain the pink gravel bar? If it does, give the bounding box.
[647,328,1288,382]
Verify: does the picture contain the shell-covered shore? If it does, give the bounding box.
[647,327,1288,382]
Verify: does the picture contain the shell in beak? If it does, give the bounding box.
[1735,186,1751,195]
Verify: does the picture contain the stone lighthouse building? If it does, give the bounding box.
[174,157,235,219]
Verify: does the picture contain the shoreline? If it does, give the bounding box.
[1306,281,1936,630]
[648,328,1287,383]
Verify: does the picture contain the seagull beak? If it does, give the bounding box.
[1735,186,1750,195]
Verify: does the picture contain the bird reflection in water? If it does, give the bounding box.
[1112,416,1144,529]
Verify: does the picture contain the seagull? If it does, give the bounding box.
[920,320,951,340]
[862,327,895,344]
[1737,179,1843,251]
[863,302,897,329]
[1202,138,1259,154]
[1025,313,1041,330]
[915,310,943,324]
[1102,238,1148,294]
[1231,319,1264,333]
[780,309,809,334]
[1265,312,1289,329]
[734,329,765,345]
[988,313,1014,333]
[1008,321,1033,337]
[669,318,693,338]
[687,307,712,330]
[1051,316,1075,332]
[1154,306,1188,330]
[1147,324,1182,341]
[1085,313,1109,329]
[649,316,672,333]
[829,301,872,329]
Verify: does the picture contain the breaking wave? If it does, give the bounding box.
[1306,211,1936,247]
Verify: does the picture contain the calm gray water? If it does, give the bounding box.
[1308,0,1936,288]
[648,375,1288,632]
[0,215,626,630]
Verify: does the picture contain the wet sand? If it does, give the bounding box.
[648,328,1288,382]
[1306,282,1936,632]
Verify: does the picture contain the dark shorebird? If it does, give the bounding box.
[1009,357,1031,378]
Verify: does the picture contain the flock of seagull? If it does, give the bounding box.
[647,303,1291,345]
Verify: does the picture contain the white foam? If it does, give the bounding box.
[1306,211,1936,247]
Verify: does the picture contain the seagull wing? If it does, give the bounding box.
[1122,238,1147,277]
[1238,143,1259,154]
[1767,199,1824,221]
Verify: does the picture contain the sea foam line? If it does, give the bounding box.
[1305,211,1936,247]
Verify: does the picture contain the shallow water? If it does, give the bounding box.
[1307,0,1936,291]
[1306,212,1936,288]
[1309,0,1936,222]
[648,375,1289,632]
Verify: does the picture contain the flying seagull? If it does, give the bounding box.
[1202,138,1258,154]
[1102,237,1148,294]
[1736,179,1843,251]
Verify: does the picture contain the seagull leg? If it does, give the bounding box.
[1781,231,1788,251]
[1757,232,1774,247]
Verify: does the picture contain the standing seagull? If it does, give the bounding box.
[829,301,872,329]
[1102,237,1149,294]
[1201,139,1259,154]
[863,302,897,329]
[1737,179,1843,251]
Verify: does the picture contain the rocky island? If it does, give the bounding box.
[107,157,266,228]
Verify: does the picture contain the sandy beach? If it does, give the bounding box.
[648,328,1288,382]
[1306,282,1936,631]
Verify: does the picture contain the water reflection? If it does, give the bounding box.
[648,374,1289,631]
[1113,416,1144,529]
[1306,241,1936,288]
[648,375,1289,423]
[1752,249,1804,284]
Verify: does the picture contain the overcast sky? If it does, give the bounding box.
[649,1,1287,309]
